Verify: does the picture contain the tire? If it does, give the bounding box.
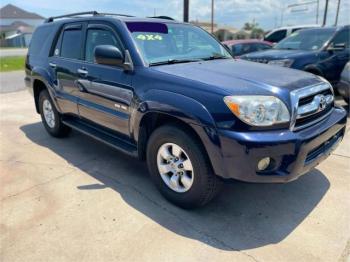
[39,89,70,137]
[146,124,222,209]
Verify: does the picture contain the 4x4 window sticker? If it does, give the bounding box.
[136,34,163,41]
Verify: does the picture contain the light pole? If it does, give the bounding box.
[323,0,329,26]
[211,0,214,34]
[335,0,341,26]
[183,0,189,22]
[316,0,319,24]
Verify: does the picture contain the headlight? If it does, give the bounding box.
[224,96,290,126]
[268,59,294,67]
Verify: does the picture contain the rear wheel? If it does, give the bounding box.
[146,125,222,209]
[39,90,70,137]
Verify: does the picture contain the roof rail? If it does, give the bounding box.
[148,16,175,20]
[45,11,98,22]
[45,11,134,23]
[99,12,134,17]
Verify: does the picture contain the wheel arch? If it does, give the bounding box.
[133,90,225,177]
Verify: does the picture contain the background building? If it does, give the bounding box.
[0,4,44,47]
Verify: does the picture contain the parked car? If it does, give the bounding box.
[25,12,347,208]
[222,39,273,58]
[337,62,350,103]
[242,26,350,87]
[264,24,318,43]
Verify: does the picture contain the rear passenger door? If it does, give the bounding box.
[76,23,133,136]
[49,22,87,115]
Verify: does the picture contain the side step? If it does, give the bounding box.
[62,118,138,158]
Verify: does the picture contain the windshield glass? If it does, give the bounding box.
[126,22,231,65]
[274,28,336,51]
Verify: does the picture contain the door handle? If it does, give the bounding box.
[49,62,57,69]
[77,68,88,76]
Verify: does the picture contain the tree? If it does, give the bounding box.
[242,21,265,39]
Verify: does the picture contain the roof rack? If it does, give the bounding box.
[45,11,134,23]
[148,16,175,20]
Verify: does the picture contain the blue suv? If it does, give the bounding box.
[242,26,350,87]
[25,12,347,208]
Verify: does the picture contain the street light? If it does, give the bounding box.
[211,0,214,34]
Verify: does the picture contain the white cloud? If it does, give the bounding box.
[3,0,349,30]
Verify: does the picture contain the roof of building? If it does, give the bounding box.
[0,4,44,19]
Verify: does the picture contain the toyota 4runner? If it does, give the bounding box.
[25,12,347,208]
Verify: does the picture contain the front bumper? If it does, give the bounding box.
[217,107,347,183]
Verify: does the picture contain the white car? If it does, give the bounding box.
[264,24,319,43]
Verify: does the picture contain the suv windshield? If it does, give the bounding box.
[126,22,231,65]
[274,28,336,51]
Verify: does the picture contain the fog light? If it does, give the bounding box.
[257,157,271,171]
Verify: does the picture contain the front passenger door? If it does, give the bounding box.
[77,23,133,137]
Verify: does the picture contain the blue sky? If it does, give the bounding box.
[3,0,350,30]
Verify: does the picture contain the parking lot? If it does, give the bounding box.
[0,78,349,261]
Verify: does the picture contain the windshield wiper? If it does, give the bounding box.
[149,58,202,66]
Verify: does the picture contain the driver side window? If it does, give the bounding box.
[85,28,120,63]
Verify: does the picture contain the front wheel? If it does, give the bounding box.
[146,125,222,209]
[39,90,70,137]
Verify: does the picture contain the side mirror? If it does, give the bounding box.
[327,43,346,51]
[94,45,124,66]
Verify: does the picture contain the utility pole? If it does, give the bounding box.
[335,0,341,26]
[211,0,214,34]
[183,0,189,22]
[316,0,319,24]
[323,0,329,26]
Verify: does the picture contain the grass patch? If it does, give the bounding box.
[0,56,25,72]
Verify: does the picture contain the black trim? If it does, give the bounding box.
[62,117,138,157]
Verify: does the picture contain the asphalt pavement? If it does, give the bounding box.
[0,48,28,57]
[0,87,349,261]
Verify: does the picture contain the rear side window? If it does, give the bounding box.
[29,26,53,56]
[60,29,83,59]
[265,30,287,43]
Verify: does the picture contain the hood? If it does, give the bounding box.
[150,59,322,98]
[242,49,317,60]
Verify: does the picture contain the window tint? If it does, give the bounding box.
[332,30,350,48]
[85,29,120,62]
[265,30,287,43]
[60,29,83,59]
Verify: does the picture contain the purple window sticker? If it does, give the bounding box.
[126,22,168,34]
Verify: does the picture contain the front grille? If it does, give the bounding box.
[298,89,333,106]
[291,83,334,131]
[294,105,333,129]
